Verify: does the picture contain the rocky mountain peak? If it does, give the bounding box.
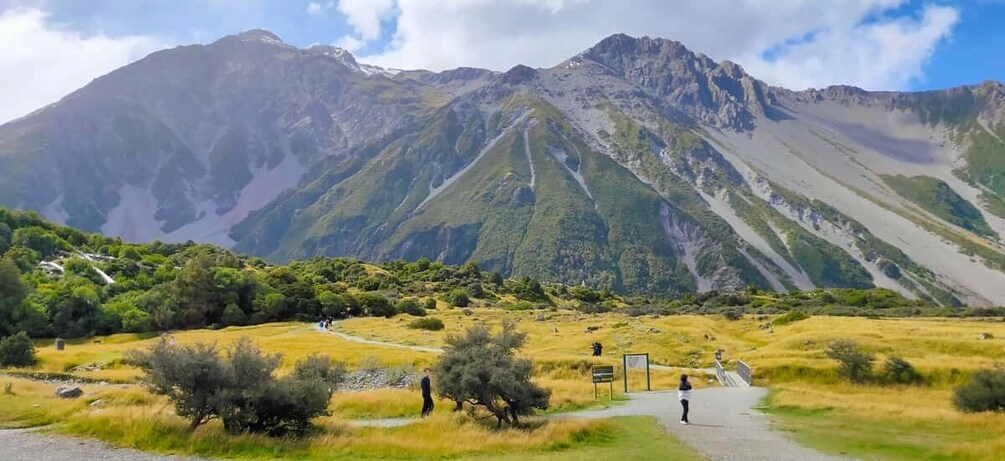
[579,34,769,130]
[235,29,287,46]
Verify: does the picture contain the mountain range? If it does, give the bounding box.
[2,29,1005,305]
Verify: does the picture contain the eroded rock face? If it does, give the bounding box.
[3,31,1005,304]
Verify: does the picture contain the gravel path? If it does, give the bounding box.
[0,428,206,461]
[319,325,444,353]
[564,388,849,461]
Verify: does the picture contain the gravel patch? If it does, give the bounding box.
[0,428,207,461]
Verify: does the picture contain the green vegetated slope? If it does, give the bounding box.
[882,175,994,236]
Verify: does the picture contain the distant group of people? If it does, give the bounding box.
[318,317,336,330]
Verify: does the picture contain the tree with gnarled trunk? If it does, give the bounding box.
[434,323,550,427]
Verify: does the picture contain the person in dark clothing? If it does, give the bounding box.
[592,342,603,357]
[420,368,434,418]
[678,374,692,424]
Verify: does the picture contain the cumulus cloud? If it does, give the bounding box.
[336,0,395,41]
[343,0,959,91]
[0,8,159,124]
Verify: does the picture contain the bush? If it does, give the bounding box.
[423,297,438,311]
[722,308,744,321]
[0,332,36,367]
[882,356,922,385]
[128,337,344,435]
[408,317,444,331]
[826,339,874,383]
[435,323,550,426]
[953,369,1005,413]
[396,299,427,317]
[772,310,809,326]
[467,283,485,298]
[449,290,470,308]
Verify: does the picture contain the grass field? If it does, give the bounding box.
[2,309,1003,459]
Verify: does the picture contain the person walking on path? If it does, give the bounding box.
[678,374,692,425]
[420,368,434,418]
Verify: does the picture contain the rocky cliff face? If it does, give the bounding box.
[3,31,1005,305]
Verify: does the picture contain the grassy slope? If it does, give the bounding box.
[882,174,994,237]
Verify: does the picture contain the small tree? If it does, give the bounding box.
[826,339,874,383]
[129,337,345,435]
[882,356,922,385]
[0,331,36,367]
[435,323,550,426]
[128,340,231,429]
[953,369,1005,413]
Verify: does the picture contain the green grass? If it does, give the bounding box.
[882,175,994,237]
[764,393,1000,461]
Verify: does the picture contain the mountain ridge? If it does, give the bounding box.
[2,31,1005,305]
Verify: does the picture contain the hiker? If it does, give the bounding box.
[592,342,603,357]
[420,368,434,418]
[679,374,692,425]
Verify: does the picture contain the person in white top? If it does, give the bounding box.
[678,374,692,424]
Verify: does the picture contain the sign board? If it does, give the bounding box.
[592,365,615,383]
[624,353,649,370]
[591,365,615,399]
[622,353,651,392]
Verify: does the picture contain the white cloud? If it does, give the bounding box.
[334,35,365,52]
[335,0,395,42]
[343,0,959,91]
[0,8,160,124]
[307,1,334,16]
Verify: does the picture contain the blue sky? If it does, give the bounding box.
[1,0,1003,123]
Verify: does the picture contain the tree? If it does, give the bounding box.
[953,369,1005,413]
[174,253,216,327]
[0,258,27,337]
[435,323,550,426]
[0,331,36,367]
[490,272,505,287]
[826,339,875,383]
[129,338,345,435]
[128,340,230,430]
[222,303,247,326]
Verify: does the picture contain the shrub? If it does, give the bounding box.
[772,310,809,326]
[449,290,470,308]
[128,337,344,435]
[435,323,550,426]
[722,308,744,321]
[0,332,36,367]
[826,339,874,383]
[396,299,427,317]
[953,369,1005,413]
[882,356,922,385]
[467,283,485,298]
[409,317,445,331]
[423,297,438,311]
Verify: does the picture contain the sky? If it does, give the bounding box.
[1,0,1004,124]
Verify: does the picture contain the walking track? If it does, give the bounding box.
[0,326,847,460]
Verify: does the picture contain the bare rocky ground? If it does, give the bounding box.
[0,428,206,461]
